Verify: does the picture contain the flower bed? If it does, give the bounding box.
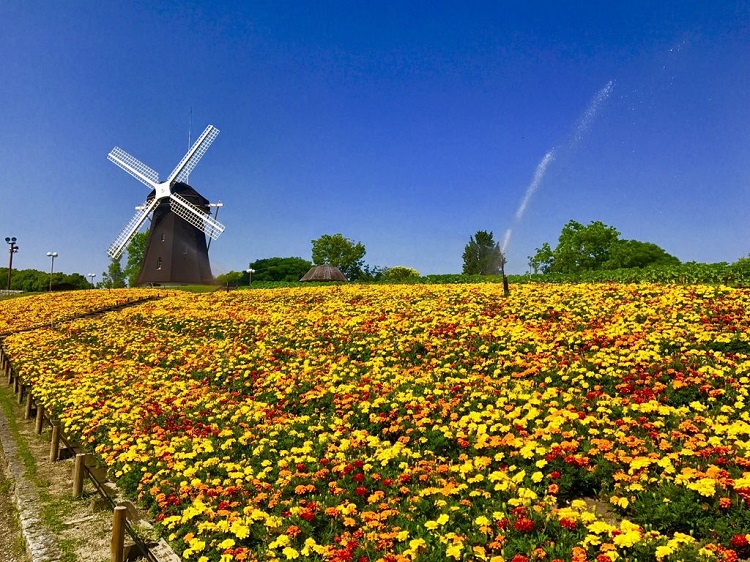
[3,283,750,561]
[0,288,165,336]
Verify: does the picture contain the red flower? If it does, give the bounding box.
[355,486,367,496]
[511,555,529,562]
[560,517,577,530]
[513,517,535,533]
[731,534,749,548]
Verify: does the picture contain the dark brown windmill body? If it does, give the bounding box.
[107,125,225,286]
[136,183,214,285]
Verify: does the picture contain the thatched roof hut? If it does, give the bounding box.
[300,264,347,282]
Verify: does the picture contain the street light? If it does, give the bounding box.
[246,267,256,285]
[5,237,18,291]
[46,251,58,292]
[88,273,96,288]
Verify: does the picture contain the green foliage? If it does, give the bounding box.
[101,257,126,288]
[731,255,750,285]
[603,239,680,269]
[551,220,620,273]
[215,271,244,287]
[250,257,313,282]
[462,230,505,275]
[520,262,735,284]
[528,242,553,274]
[311,234,366,280]
[530,220,680,274]
[124,231,149,287]
[382,266,420,282]
[0,268,90,291]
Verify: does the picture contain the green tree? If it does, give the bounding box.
[602,240,680,270]
[58,273,90,290]
[250,257,313,282]
[101,257,126,288]
[528,242,554,274]
[124,232,149,287]
[311,234,366,280]
[551,220,620,273]
[215,271,244,287]
[462,230,505,275]
[731,255,750,284]
[530,220,680,273]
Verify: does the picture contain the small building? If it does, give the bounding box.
[300,264,347,282]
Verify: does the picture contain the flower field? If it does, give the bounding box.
[2,283,750,562]
[0,287,164,336]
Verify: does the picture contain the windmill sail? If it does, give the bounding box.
[108,147,159,188]
[107,198,159,259]
[170,192,225,240]
[168,125,220,185]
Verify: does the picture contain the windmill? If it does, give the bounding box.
[107,124,225,285]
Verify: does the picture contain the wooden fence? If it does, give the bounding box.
[0,344,180,562]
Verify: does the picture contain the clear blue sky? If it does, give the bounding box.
[1,1,748,278]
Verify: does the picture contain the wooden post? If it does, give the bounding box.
[24,392,33,419]
[50,425,60,462]
[35,403,45,434]
[73,453,85,497]
[111,506,127,562]
[6,367,12,386]
[12,373,19,393]
[17,383,24,405]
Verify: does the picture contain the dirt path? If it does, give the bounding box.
[0,448,28,562]
[0,383,114,562]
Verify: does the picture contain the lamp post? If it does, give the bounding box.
[246,267,255,285]
[88,273,96,288]
[5,237,18,291]
[46,251,58,292]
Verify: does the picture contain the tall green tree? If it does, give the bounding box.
[311,234,366,280]
[124,232,149,287]
[101,257,127,288]
[462,230,505,275]
[552,220,620,273]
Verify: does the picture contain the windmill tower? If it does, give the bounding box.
[107,124,225,285]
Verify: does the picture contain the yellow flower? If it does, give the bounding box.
[409,538,426,551]
[446,544,463,559]
[230,520,250,539]
[654,545,674,561]
[475,515,490,526]
[282,546,300,559]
